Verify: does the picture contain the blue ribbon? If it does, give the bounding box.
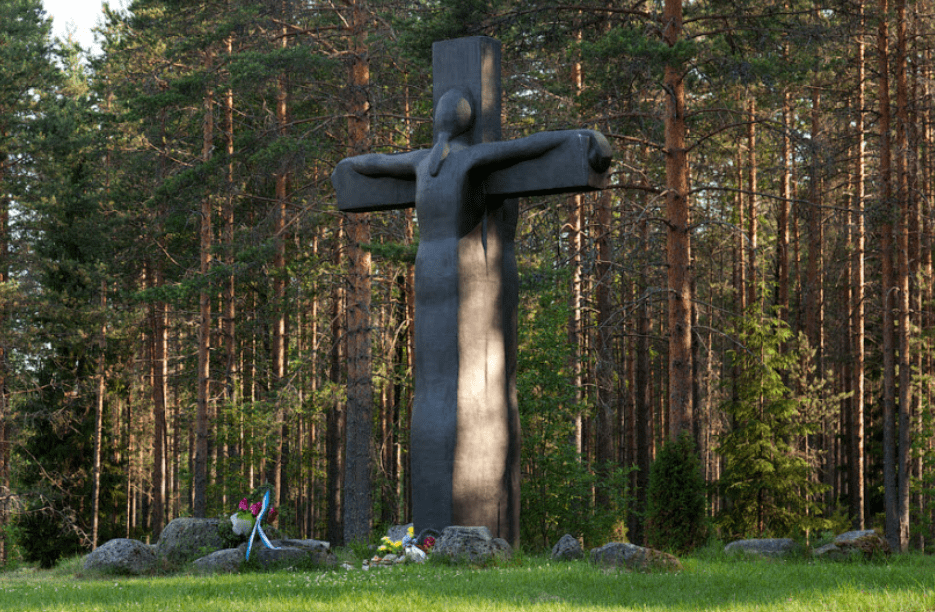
[246,490,280,561]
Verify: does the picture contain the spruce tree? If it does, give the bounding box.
[716,310,830,539]
[15,40,130,564]
[645,433,708,554]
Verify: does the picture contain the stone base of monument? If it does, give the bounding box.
[432,526,513,565]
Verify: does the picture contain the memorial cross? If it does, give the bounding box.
[332,36,611,545]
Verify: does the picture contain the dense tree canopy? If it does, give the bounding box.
[1,0,934,564]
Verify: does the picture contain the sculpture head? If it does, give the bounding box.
[434,88,474,141]
[428,88,474,176]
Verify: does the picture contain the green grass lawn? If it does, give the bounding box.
[0,551,932,612]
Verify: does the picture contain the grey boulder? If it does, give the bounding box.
[724,538,802,558]
[83,538,157,575]
[551,534,583,561]
[192,548,244,573]
[154,518,225,565]
[589,542,682,572]
[812,530,890,560]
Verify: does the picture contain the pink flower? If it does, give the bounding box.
[424,536,435,549]
[239,498,250,512]
[250,501,262,516]
[267,506,278,522]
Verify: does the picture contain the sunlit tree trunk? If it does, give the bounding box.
[777,93,792,323]
[91,284,107,549]
[567,194,583,453]
[734,142,746,313]
[150,261,168,538]
[849,14,867,529]
[271,4,290,511]
[221,20,238,495]
[343,0,372,544]
[568,46,585,455]
[663,0,693,439]
[327,222,346,545]
[806,90,824,374]
[746,97,758,309]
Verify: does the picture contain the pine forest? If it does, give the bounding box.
[1,0,934,566]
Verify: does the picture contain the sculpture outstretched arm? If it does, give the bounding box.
[339,149,428,179]
[471,129,612,173]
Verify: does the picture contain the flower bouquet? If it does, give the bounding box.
[370,526,436,566]
[230,494,278,536]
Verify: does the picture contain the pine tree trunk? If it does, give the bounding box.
[327,223,346,545]
[272,10,290,511]
[876,0,900,552]
[777,93,792,323]
[150,104,170,538]
[746,97,758,309]
[150,269,168,538]
[850,18,867,529]
[919,54,934,547]
[806,90,829,508]
[631,213,653,545]
[734,143,745,313]
[0,137,9,564]
[194,50,215,518]
[894,0,911,552]
[806,90,824,372]
[595,188,617,500]
[342,0,373,545]
[91,284,106,549]
[222,29,238,435]
[663,0,693,439]
[567,192,584,454]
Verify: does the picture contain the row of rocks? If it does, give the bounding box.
[548,529,889,570]
[550,534,682,572]
[721,529,890,559]
[83,518,336,576]
[84,519,888,576]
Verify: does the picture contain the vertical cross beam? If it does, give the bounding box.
[411,37,522,544]
[432,36,502,146]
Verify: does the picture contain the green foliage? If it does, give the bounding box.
[645,433,709,554]
[396,0,505,63]
[716,309,830,539]
[517,269,631,550]
[13,505,82,569]
[362,241,418,264]
[581,27,697,75]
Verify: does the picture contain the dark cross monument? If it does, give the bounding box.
[332,36,612,545]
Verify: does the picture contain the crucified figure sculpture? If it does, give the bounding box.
[332,37,612,545]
